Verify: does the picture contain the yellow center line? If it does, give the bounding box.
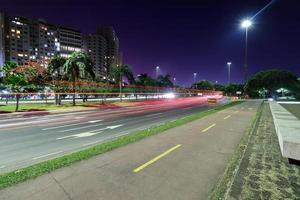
[224,115,232,120]
[133,144,182,173]
[201,123,216,133]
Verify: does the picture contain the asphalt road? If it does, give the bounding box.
[0,100,261,200]
[0,96,227,173]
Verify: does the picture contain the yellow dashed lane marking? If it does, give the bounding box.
[133,144,182,173]
[201,123,216,133]
[224,115,232,120]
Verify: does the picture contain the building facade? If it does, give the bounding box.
[0,12,83,69]
[0,12,122,78]
[96,26,121,67]
[83,34,107,78]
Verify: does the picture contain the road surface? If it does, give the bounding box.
[0,96,226,173]
[0,100,261,200]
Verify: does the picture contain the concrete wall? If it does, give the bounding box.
[269,101,300,161]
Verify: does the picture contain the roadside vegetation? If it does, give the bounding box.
[211,103,300,200]
[0,101,242,190]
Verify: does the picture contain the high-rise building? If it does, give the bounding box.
[3,14,31,66]
[58,26,82,58]
[0,13,5,72]
[96,26,120,68]
[0,12,122,79]
[83,34,107,78]
[0,12,83,71]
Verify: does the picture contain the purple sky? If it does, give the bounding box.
[1,0,300,86]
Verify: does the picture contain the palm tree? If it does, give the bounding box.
[48,55,66,105]
[157,74,173,87]
[63,52,95,106]
[109,64,134,101]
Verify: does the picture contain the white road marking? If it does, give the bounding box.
[146,112,163,117]
[0,165,5,169]
[0,116,39,123]
[42,121,85,130]
[32,151,63,160]
[56,131,103,140]
[59,124,103,132]
[89,120,103,123]
[42,120,103,131]
[82,140,103,146]
[0,118,61,128]
[56,124,123,140]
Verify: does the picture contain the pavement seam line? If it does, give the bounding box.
[201,123,216,132]
[133,144,182,173]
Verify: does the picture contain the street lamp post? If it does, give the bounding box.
[155,66,160,98]
[118,65,122,102]
[155,66,160,78]
[241,19,252,83]
[227,62,232,84]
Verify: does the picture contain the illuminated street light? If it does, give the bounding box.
[241,19,252,82]
[193,73,197,83]
[227,62,232,84]
[155,66,160,78]
[241,19,252,28]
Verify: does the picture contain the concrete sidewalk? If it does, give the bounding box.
[0,100,261,200]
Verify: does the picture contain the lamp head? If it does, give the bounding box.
[241,19,252,28]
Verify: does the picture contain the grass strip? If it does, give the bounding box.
[0,101,243,190]
[209,101,263,200]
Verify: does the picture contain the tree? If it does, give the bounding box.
[48,56,67,104]
[1,61,28,111]
[213,84,225,91]
[245,69,300,98]
[109,64,134,84]
[135,73,157,86]
[224,84,244,96]
[109,64,134,100]
[192,80,213,90]
[63,52,95,106]
[157,74,173,87]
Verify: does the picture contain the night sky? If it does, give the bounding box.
[1,0,300,86]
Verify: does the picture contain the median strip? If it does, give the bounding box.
[202,123,216,133]
[133,144,182,173]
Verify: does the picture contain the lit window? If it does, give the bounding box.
[11,29,15,32]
